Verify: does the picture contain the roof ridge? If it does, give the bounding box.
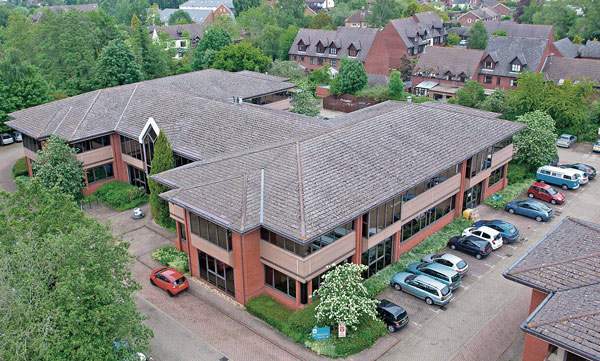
[527,308,600,329]
[296,142,306,239]
[70,90,101,140]
[169,173,248,196]
[114,84,138,131]
[510,252,600,275]
[240,173,248,230]
[51,106,73,136]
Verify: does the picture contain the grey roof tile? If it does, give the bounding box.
[391,12,447,50]
[482,21,553,39]
[289,27,379,62]
[542,56,600,85]
[579,40,600,59]
[482,36,547,77]
[414,47,484,78]
[554,37,580,58]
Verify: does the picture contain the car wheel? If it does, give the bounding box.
[393,283,402,291]
[450,244,456,250]
[425,297,434,305]
[150,279,155,286]
[387,325,396,333]
[535,216,543,222]
[476,253,483,260]
[528,193,534,198]
[508,208,515,214]
[168,290,175,297]
[562,184,568,190]
[551,199,557,205]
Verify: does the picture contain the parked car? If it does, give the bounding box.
[559,163,596,180]
[150,267,189,296]
[472,219,520,244]
[421,253,469,277]
[0,133,14,145]
[536,165,583,190]
[390,272,454,306]
[377,299,409,333]
[505,199,553,222]
[462,226,503,250]
[459,39,467,46]
[406,261,461,290]
[593,140,600,153]
[447,235,492,259]
[527,182,565,205]
[556,134,577,148]
[11,131,22,142]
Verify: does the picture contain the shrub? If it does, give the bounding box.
[483,181,532,209]
[89,181,147,211]
[151,245,189,273]
[11,158,28,179]
[507,161,535,184]
[356,85,390,101]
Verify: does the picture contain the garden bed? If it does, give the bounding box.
[151,245,189,273]
[87,181,147,211]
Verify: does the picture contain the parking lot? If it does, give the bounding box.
[370,144,600,361]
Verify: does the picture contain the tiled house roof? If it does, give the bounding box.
[414,47,484,79]
[288,27,379,62]
[504,217,600,361]
[390,12,447,52]
[152,23,206,41]
[158,8,213,24]
[542,56,600,85]
[554,37,580,58]
[180,0,233,9]
[32,3,98,21]
[481,36,547,77]
[579,40,600,59]
[345,9,369,24]
[482,21,553,40]
[153,101,523,242]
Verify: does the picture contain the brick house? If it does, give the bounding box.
[345,9,369,28]
[412,47,485,99]
[9,72,521,310]
[457,7,500,27]
[503,217,600,361]
[288,27,379,71]
[150,23,206,59]
[542,56,600,88]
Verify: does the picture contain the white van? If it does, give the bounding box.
[536,165,588,190]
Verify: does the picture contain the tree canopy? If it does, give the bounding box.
[388,70,405,100]
[291,87,321,116]
[233,0,261,15]
[331,59,368,95]
[453,80,485,108]
[168,9,193,25]
[0,180,152,361]
[211,42,272,72]
[149,131,175,228]
[94,39,143,88]
[192,26,232,69]
[513,110,558,169]
[467,21,487,50]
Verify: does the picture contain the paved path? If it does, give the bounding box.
[0,143,23,192]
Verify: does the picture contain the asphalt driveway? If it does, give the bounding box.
[0,142,24,192]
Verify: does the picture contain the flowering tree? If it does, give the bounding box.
[314,263,379,331]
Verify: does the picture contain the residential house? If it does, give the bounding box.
[364,12,448,75]
[7,69,521,309]
[553,38,600,60]
[31,3,98,22]
[542,56,600,88]
[446,0,470,11]
[412,47,485,99]
[503,217,600,361]
[481,0,511,15]
[159,2,233,25]
[457,7,500,26]
[345,9,369,28]
[577,40,600,60]
[305,0,335,11]
[288,27,379,71]
[151,23,206,59]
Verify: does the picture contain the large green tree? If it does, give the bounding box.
[100,0,150,24]
[367,0,403,27]
[291,87,321,116]
[94,39,143,88]
[530,0,577,40]
[513,110,558,169]
[388,70,405,100]
[32,136,85,200]
[233,0,261,15]
[268,60,304,80]
[211,42,272,72]
[0,52,51,132]
[149,131,175,228]
[275,0,306,28]
[0,180,152,361]
[131,17,171,80]
[454,80,485,108]
[468,21,488,50]
[168,9,193,25]
[330,59,368,95]
[192,26,232,70]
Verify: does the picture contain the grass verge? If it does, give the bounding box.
[88,181,147,211]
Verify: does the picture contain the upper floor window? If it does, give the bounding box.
[348,46,358,57]
[189,213,233,251]
[362,194,402,239]
[466,147,493,178]
[72,135,111,154]
[484,75,493,83]
[493,137,512,152]
[329,47,337,55]
[484,60,494,69]
[511,63,521,72]
[316,42,325,54]
[174,153,193,167]
[298,42,308,52]
[120,135,143,161]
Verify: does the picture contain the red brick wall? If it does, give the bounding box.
[290,55,339,71]
[364,23,408,75]
[82,173,114,196]
[458,13,480,27]
[239,229,264,303]
[110,133,128,183]
[522,289,550,361]
[455,160,468,217]
[263,286,298,309]
[478,74,515,90]
[353,215,363,264]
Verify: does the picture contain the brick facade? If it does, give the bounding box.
[364,23,408,75]
[522,289,551,361]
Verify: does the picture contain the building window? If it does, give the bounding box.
[361,236,393,278]
[297,42,308,52]
[86,163,114,184]
[189,213,233,251]
[317,57,324,65]
[120,135,143,160]
[72,135,111,154]
[261,221,353,257]
[484,60,494,69]
[300,56,305,62]
[511,63,521,72]
[403,165,459,201]
[362,195,402,239]
[23,134,41,152]
[493,137,512,152]
[348,46,358,57]
[264,265,296,298]
[329,47,337,55]
[484,75,493,84]
[127,165,147,191]
[198,251,235,296]
[174,153,193,167]
[488,167,504,186]
[143,127,157,172]
[316,43,325,54]
[510,79,518,87]
[330,59,337,67]
[401,196,455,242]
[466,147,493,178]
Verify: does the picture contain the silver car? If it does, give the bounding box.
[0,133,14,146]
[422,253,469,277]
[556,134,576,148]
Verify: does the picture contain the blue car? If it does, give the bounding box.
[472,219,520,243]
[505,199,553,222]
[406,262,461,290]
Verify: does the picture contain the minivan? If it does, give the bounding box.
[536,166,584,190]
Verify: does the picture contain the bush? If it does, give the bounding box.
[12,158,28,179]
[151,245,189,273]
[89,181,147,211]
[356,85,390,101]
[507,161,535,184]
[483,180,532,209]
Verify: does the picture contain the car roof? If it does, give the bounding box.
[474,225,500,236]
[559,134,573,137]
[438,253,463,264]
[159,268,184,279]
[531,181,552,189]
[378,299,407,315]
[420,261,455,275]
[414,274,447,289]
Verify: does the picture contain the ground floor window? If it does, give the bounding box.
[488,167,504,186]
[463,183,482,210]
[264,265,296,299]
[401,196,456,242]
[361,236,393,278]
[86,163,114,184]
[198,251,235,296]
[127,164,148,192]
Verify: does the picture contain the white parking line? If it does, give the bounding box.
[483,262,495,268]
[428,307,441,314]
[411,321,422,328]
[461,284,470,290]
[492,253,506,259]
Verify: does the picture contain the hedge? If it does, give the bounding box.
[12,158,28,179]
[483,180,532,209]
[247,217,472,358]
[88,181,147,211]
[151,245,189,273]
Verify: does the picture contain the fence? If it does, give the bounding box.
[322,94,381,113]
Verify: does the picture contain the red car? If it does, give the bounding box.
[150,267,189,296]
[527,182,565,205]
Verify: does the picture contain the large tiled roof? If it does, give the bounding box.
[522,283,600,361]
[579,40,600,59]
[152,23,206,41]
[482,36,547,77]
[158,8,213,24]
[542,56,600,85]
[288,27,379,62]
[345,9,369,23]
[482,21,553,40]
[154,101,523,242]
[414,47,484,78]
[504,217,600,293]
[554,37,579,58]
[391,12,446,50]
[421,102,501,118]
[180,0,233,8]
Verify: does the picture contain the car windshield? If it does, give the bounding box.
[173,277,185,286]
[547,187,558,195]
[440,286,450,296]
[560,135,570,140]
[498,222,516,234]
[457,260,467,269]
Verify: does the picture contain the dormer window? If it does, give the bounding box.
[484,60,494,69]
[297,41,308,52]
[329,47,337,55]
[511,63,521,72]
[316,42,325,54]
